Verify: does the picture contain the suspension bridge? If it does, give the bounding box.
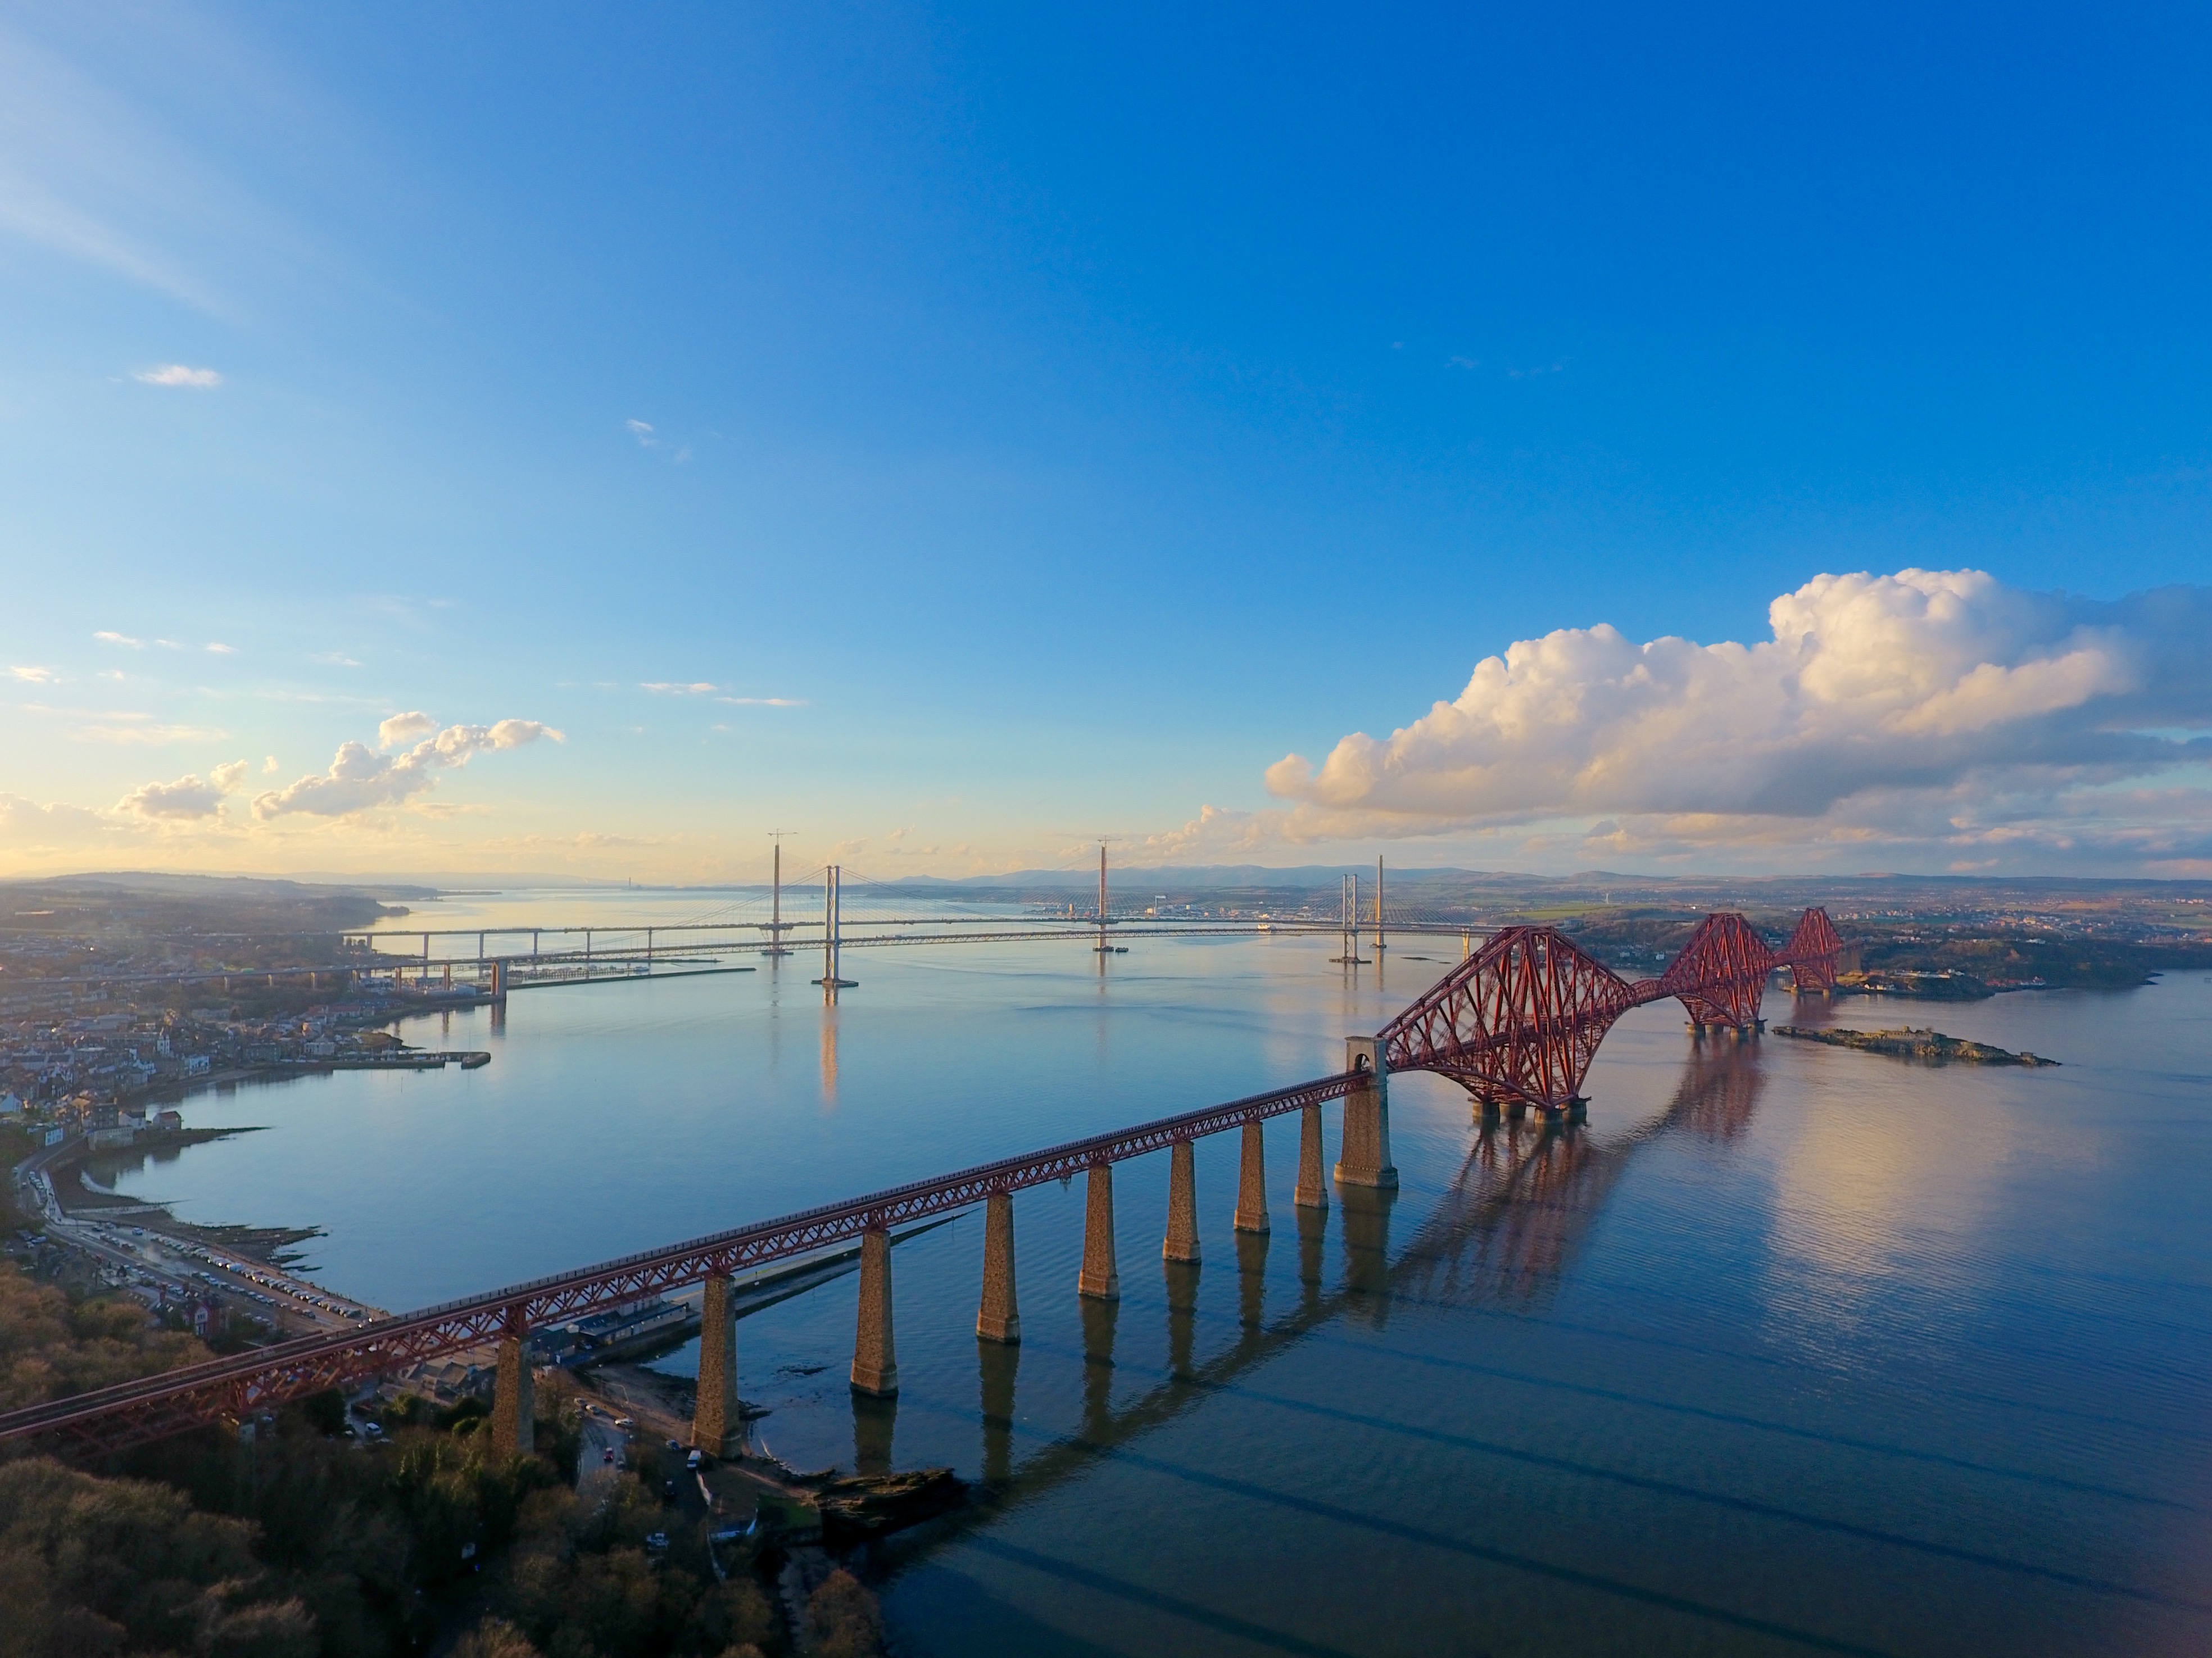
[0,903,1841,1456]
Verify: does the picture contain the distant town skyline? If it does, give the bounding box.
[4,6,2209,881]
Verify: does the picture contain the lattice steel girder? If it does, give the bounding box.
[1380,926,1643,1110]
[1657,914,1776,1026]
[1382,909,1844,1104]
[15,906,1849,1456]
[4,1070,1363,1455]
[1779,907,1843,991]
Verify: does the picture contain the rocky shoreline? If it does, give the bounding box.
[1774,1025,2059,1066]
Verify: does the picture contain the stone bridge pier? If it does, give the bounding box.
[1334,1037,1397,1189]
[691,1273,741,1455]
[851,1227,899,1397]
[490,1309,533,1459]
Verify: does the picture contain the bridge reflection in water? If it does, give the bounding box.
[874,1042,1766,1556]
[0,910,1815,1457]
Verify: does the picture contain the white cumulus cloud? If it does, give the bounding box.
[1265,568,2212,852]
[255,717,564,819]
[377,710,438,748]
[9,665,56,683]
[115,757,250,820]
[134,364,221,387]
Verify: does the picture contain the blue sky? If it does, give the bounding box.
[3,3,2210,879]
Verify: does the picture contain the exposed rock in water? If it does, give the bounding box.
[1774,1025,2058,1066]
[815,1468,966,1543]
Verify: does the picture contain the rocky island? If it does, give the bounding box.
[1774,1025,2059,1066]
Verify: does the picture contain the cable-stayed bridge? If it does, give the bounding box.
[341,857,1486,998]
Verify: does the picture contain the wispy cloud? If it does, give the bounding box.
[250,688,386,710]
[624,419,692,462]
[715,696,806,708]
[78,722,229,744]
[0,10,350,315]
[205,640,237,653]
[24,701,228,744]
[134,364,222,388]
[643,681,719,696]
[8,665,56,683]
[0,791,115,850]
[311,651,361,667]
[353,594,451,630]
[93,630,142,648]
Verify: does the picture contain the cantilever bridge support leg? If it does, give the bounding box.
[1294,1103,1327,1209]
[1234,1119,1270,1234]
[692,1273,741,1455]
[1164,1140,1202,1263]
[1078,1162,1121,1300]
[977,1192,1021,1344]
[1334,1037,1398,1189]
[491,1314,534,1459]
[851,1228,899,1397]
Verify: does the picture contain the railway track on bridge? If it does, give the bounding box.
[0,908,1839,1456]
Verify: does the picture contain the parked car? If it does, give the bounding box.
[685,1449,704,1471]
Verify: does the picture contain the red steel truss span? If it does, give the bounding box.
[0,1072,1362,1456]
[1380,907,1842,1111]
[0,909,1838,1455]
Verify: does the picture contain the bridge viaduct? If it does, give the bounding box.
[0,908,1841,1460]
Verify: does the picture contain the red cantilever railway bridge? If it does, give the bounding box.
[1382,907,1843,1113]
[1,907,1840,1456]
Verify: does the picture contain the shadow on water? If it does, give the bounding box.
[884,1042,1767,1569]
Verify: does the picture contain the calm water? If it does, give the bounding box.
[106,908,2212,1656]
